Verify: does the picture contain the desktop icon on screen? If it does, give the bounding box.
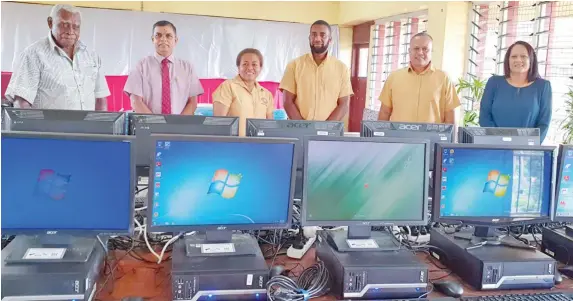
[35,169,71,200]
[207,169,242,199]
[483,170,510,197]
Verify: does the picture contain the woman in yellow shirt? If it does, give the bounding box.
[212,48,275,136]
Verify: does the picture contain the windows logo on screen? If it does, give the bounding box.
[483,170,510,197]
[35,169,71,200]
[207,169,242,199]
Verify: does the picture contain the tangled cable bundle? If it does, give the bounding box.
[267,261,330,301]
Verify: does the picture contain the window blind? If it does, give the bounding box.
[366,13,428,110]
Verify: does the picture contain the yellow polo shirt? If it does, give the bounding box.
[379,64,461,123]
[279,54,353,120]
[212,76,275,136]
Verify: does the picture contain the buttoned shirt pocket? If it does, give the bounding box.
[80,61,98,81]
[79,62,98,100]
[254,94,270,118]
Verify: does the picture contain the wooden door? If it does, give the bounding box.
[349,22,374,132]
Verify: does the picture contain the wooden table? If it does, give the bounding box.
[95,247,573,301]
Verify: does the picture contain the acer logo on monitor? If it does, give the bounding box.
[286,122,310,129]
[398,124,421,131]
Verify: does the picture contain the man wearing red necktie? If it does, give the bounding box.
[124,20,204,115]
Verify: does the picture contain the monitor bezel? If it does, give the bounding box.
[146,134,298,233]
[553,144,573,223]
[1,131,136,235]
[432,142,556,226]
[301,135,431,227]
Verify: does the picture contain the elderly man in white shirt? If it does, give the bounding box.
[5,4,110,111]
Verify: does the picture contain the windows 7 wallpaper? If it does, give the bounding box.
[1,137,132,231]
[439,148,552,218]
[305,140,426,222]
[151,140,294,226]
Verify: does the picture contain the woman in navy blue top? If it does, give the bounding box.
[479,41,552,142]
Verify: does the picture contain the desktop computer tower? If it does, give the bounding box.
[429,228,556,290]
[170,234,269,301]
[1,236,105,301]
[541,227,573,265]
[315,231,428,299]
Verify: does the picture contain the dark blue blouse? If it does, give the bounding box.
[479,75,552,142]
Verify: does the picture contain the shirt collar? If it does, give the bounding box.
[155,52,174,64]
[47,33,86,53]
[306,52,330,66]
[408,62,435,75]
[233,75,262,91]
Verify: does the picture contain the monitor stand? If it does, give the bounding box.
[326,225,400,252]
[3,235,97,263]
[185,230,259,257]
[454,226,536,251]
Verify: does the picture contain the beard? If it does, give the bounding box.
[310,42,329,54]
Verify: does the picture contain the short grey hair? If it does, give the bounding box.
[411,32,433,42]
[49,4,82,22]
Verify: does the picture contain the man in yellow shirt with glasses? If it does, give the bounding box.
[378,32,460,125]
[279,20,353,121]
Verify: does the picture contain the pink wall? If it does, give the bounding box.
[1,72,283,112]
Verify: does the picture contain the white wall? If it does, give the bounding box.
[1,2,340,82]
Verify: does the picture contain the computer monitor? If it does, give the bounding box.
[302,136,430,252]
[554,144,573,223]
[246,118,344,199]
[361,121,454,171]
[433,143,554,247]
[3,108,126,135]
[146,134,297,257]
[128,114,239,168]
[458,127,540,145]
[1,131,135,263]
[543,145,573,266]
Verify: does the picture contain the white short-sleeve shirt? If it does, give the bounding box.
[5,34,110,110]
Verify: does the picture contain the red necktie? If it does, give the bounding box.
[161,58,171,114]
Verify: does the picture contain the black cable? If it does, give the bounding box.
[267,261,330,301]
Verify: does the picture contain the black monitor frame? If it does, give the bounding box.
[458,126,540,145]
[3,107,126,135]
[301,135,430,228]
[432,142,556,227]
[1,131,136,236]
[145,134,298,233]
[553,144,573,223]
[128,113,239,168]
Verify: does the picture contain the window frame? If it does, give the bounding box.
[365,10,429,110]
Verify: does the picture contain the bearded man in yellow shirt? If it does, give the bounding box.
[279,20,354,121]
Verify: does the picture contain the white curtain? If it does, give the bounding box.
[1,2,340,82]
